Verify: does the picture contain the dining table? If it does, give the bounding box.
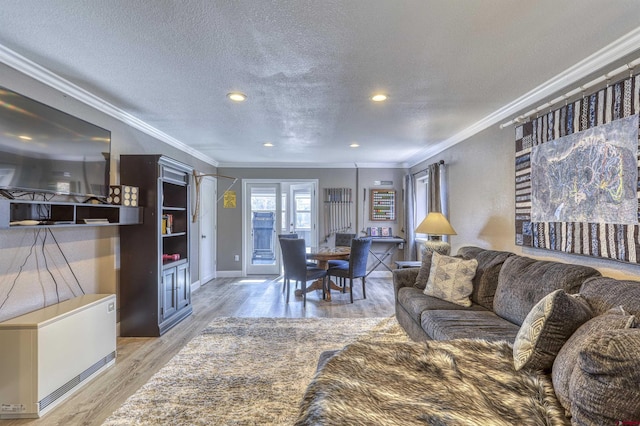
[294,246,350,301]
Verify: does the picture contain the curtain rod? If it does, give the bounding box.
[412,160,445,176]
[500,57,640,129]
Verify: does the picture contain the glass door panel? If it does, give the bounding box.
[246,183,280,274]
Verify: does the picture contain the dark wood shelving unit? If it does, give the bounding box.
[119,155,193,337]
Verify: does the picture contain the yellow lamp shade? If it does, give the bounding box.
[415,212,456,236]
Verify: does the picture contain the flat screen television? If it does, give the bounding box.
[0,86,111,199]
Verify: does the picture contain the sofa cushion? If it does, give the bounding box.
[493,255,600,326]
[552,307,636,414]
[457,247,513,310]
[513,290,592,371]
[569,328,640,426]
[424,252,478,307]
[421,310,521,343]
[413,250,434,290]
[397,287,487,324]
[579,276,640,316]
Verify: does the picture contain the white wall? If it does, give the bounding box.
[411,123,640,281]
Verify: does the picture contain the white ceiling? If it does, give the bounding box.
[1,1,639,168]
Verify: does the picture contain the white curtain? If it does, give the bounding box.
[403,173,416,260]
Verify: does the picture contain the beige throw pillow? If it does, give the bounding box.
[513,289,592,371]
[423,251,477,307]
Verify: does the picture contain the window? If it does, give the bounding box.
[294,192,311,229]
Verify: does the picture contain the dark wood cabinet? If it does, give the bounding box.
[119,155,193,336]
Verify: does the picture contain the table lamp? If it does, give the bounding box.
[415,212,457,255]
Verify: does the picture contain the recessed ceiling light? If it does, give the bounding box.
[263,142,274,147]
[371,94,387,102]
[227,92,247,102]
[18,135,32,141]
[350,143,360,148]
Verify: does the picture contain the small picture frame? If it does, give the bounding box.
[381,227,391,237]
[369,226,379,237]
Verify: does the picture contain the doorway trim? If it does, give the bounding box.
[242,179,319,276]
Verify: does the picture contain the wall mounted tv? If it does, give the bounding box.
[0,86,111,199]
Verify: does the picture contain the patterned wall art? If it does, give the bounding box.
[515,72,640,263]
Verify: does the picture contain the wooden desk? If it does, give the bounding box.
[295,247,350,301]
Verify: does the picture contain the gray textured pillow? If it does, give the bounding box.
[569,329,640,425]
[513,289,592,371]
[551,307,636,414]
[423,252,478,307]
[413,250,434,290]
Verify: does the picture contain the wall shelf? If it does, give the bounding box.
[0,199,142,229]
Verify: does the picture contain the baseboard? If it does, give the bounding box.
[191,280,201,293]
[216,270,244,278]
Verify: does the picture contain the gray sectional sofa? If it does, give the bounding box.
[296,246,640,425]
[393,246,601,342]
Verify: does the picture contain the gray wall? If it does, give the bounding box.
[216,167,406,272]
[411,122,640,281]
[0,63,216,322]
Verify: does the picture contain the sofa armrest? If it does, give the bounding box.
[393,268,419,297]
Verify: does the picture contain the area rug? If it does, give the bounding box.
[102,316,407,425]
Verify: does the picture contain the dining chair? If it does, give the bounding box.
[278,233,316,267]
[328,232,357,287]
[278,234,308,292]
[279,238,328,307]
[328,232,356,267]
[334,232,356,247]
[327,237,372,303]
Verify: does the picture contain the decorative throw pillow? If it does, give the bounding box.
[423,251,478,307]
[414,249,434,290]
[552,306,636,414]
[513,289,592,371]
[569,329,640,425]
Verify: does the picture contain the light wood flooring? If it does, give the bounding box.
[2,274,396,426]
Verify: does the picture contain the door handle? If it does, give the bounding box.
[201,235,206,239]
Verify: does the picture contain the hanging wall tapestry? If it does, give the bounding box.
[515,73,640,263]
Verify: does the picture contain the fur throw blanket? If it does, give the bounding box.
[296,339,568,426]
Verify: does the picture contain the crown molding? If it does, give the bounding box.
[216,161,406,169]
[0,44,219,167]
[406,26,640,168]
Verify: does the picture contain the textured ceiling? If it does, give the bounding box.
[0,1,639,167]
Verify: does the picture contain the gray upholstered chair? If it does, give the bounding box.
[328,233,356,270]
[279,238,327,307]
[327,237,372,303]
[279,233,316,268]
[335,232,356,247]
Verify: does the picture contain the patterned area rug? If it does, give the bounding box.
[102,316,407,425]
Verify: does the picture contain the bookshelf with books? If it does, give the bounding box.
[119,155,192,336]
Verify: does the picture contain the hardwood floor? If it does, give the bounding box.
[2,274,396,426]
